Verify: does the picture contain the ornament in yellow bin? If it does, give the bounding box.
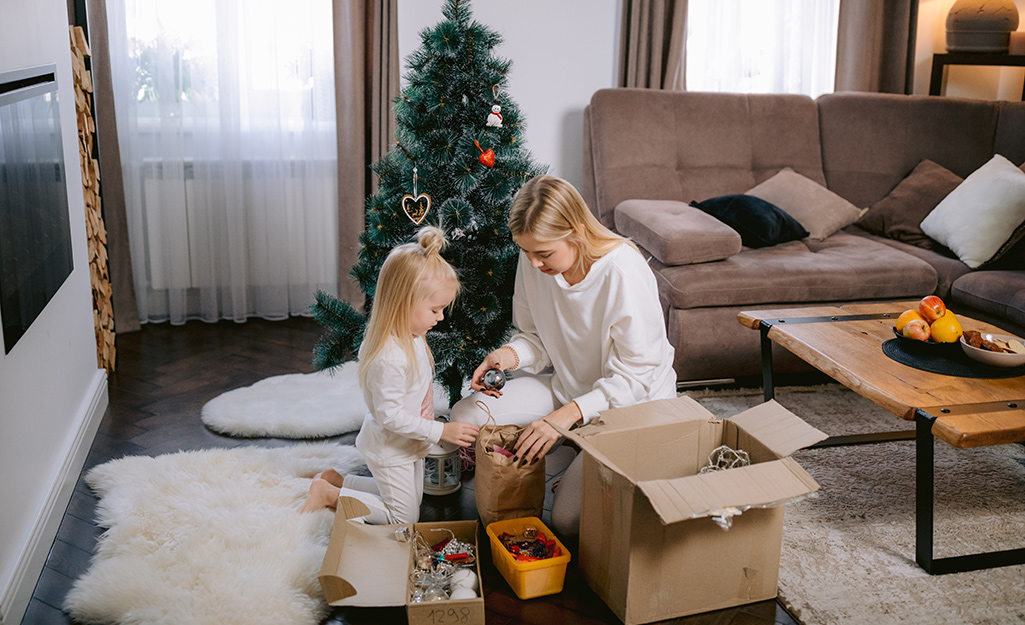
[930,310,964,343]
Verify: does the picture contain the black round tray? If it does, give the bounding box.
[881,338,1025,379]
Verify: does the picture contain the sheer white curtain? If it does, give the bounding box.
[106,0,338,324]
[685,0,840,98]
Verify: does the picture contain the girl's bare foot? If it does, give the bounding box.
[316,468,345,488]
[300,478,341,513]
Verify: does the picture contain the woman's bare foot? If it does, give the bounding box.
[300,478,341,513]
[315,468,345,489]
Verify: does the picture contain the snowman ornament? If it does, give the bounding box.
[486,104,503,128]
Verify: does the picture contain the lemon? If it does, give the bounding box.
[930,310,963,343]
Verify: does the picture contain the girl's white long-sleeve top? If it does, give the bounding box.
[355,335,444,467]
[505,243,677,424]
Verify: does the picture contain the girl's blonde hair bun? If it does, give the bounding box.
[416,225,447,256]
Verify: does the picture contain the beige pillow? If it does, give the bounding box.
[920,154,1025,269]
[746,167,862,240]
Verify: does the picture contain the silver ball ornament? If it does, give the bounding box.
[481,368,506,391]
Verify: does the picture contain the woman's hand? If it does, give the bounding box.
[469,346,518,398]
[441,421,479,448]
[512,402,582,466]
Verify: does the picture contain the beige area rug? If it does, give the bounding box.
[690,385,1025,625]
[63,443,365,625]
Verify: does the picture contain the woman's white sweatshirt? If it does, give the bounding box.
[505,243,677,424]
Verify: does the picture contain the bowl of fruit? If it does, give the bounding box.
[960,330,1025,368]
[893,296,963,347]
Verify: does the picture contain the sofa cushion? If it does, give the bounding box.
[816,92,1025,208]
[689,195,808,248]
[746,167,862,240]
[950,270,1025,330]
[920,154,1025,269]
[651,232,937,310]
[584,89,825,228]
[855,159,961,253]
[846,226,970,300]
[615,200,742,265]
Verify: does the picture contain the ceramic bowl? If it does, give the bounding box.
[959,333,1025,368]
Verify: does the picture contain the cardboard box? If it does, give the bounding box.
[319,497,485,625]
[550,396,826,625]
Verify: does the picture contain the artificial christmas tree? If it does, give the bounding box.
[311,0,547,404]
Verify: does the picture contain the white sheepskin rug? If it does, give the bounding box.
[63,442,365,625]
[201,362,459,438]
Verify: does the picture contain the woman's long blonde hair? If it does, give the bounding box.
[508,175,637,277]
[358,226,460,387]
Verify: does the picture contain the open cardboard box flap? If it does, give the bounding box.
[319,496,411,606]
[567,396,714,437]
[636,456,819,525]
[550,396,828,527]
[726,400,828,458]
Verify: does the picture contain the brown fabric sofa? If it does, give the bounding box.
[582,89,1025,382]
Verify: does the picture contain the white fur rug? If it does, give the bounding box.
[200,363,457,438]
[692,385,1025,625]
[63,442,365,625]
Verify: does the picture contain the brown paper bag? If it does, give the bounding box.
[473,405,545,528]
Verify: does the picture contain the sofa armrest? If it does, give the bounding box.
[615,199,742,265]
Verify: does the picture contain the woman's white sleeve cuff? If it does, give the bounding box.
[573,389,608,424]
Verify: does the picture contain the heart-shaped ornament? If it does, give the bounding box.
[401,193,432,225]
[474,139,496,168]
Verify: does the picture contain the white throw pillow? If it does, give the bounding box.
[746,168,862,240]
[920,154,1025,269]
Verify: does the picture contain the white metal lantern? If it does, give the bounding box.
[424,438,461,495]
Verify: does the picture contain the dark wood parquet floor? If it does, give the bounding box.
[20,316,799,625]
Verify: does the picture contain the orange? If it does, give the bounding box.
[895,309,925,332]
[930,310,963,343]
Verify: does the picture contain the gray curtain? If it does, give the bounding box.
[333,0,399,307]
[86,0,141,333]
[835,0,917,94]
[618,0,688,89]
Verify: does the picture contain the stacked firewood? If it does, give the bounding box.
[70,26,115,372]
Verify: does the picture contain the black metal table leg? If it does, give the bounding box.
[760,320,774,402]
[915,408,1025,574]
[915,409,935,573]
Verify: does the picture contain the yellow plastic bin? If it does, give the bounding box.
[486,516,571,599]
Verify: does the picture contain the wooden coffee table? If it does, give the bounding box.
[738,302,1025,575]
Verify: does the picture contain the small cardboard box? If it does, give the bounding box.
[319,497,485,625]
[550,396,826,625]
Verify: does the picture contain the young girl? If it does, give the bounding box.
[449,175,676,536]
[301,226,478,523]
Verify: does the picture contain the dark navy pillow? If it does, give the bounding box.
[690,194,809,248]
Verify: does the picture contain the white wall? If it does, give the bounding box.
[913,0,1025,99]
[397,0,621,190]
[0,1,108,623]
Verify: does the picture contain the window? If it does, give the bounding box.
[685,0,841,98]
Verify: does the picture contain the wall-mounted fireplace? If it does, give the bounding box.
[0,65,74,354]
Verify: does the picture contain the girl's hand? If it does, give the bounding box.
[469,346,518,397]
[512,402,582,466]
[441,421,479,448]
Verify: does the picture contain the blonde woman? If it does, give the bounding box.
[302,227,478,522]
[449,175,676,536]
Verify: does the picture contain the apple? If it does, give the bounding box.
[895,309,925,332]
[918,295,946,323]
[902,318,931,341]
